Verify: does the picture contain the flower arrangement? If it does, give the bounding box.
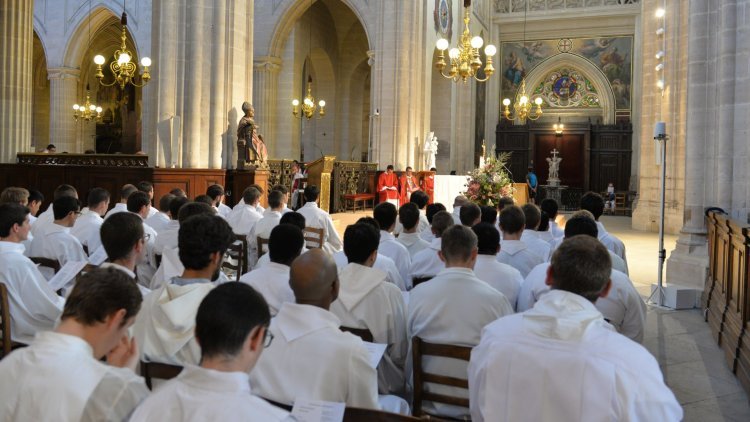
[462,152,515,206]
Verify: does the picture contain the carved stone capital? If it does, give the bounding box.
[47,67,81,81]
[253,56,283,73]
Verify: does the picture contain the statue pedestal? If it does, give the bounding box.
[547,178,561,187]
[227,168,270,208]
[541,184,567,204]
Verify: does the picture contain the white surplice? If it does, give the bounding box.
[130,365,289,422]
[396,232,430,258]
[297,202,343,255]
[0,331,148,422]
[419,228,435,244]
[217,202,232,219]
[239,262,293,316]
[378,231,412,285]
[247,210,283,268]
[472,254,524,311]
[330,263,408,395]
[407,267,513,419]
[0,241,64,343]
[452,206,462,225]
[496,239,544,278]
[133,279,215,366]
[144,211,171,234]
[99,262,151,297]
[70,210,104,253]
[333,250,407,291]
[154,221,179,255]
[30,205,54,238]
[520,230,551,261]
[408,238,444,282]
[136,221,159,287]
[28,222,88,280]
[469,290,682,422]
[597,221,628,268]
[518,262,646,343]
[249,302,380,409]
[104,202,128,220]
[226,204,263,236]
[549,220,564,239]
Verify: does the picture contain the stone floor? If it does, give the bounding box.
[329,211,750,420]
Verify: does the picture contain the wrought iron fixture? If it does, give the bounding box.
[434,0,496,83]
[292,76,326,119]
[93,1,151,89]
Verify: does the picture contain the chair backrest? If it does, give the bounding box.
[340,326,374,342]
[303,227,325,249]
[411,336,473,417]
[140,361,184,390]
[29,257,61,273]
[82,245,89,256]
[257,236,269,257]
[221,235,248,280]
[154,253,162,268]
[0,283,11,357]
[343,407,421,421]
[262,397,293,412]
[412,276,433,288]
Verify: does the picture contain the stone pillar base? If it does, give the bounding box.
[665,231,708,302]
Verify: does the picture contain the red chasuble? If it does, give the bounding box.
[399,174,420,204]
[377,172,400,203]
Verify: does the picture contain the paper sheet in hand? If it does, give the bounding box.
[88,246,108,266]
[362,341,387,369]
[290,399,345,422]
[47,261,87,291]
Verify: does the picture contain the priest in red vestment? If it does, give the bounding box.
[421,167,436,204]
[399,166,421,204]
[377,165,400,206]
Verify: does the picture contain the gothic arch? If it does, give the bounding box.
[522,53,616,124]
[62,6,139,69]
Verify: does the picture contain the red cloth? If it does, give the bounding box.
[421,174,435,204]
[377,172,400,203]
[399,174,420,204]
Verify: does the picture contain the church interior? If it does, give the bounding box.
[0,0,749,420]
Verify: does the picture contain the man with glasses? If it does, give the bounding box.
[131,282,289,421]
[133,214,234,370]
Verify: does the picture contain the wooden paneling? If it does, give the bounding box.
[533,134,585,188]
[590,122,632,193]
[495,121,530,183]
[152,169,227,203]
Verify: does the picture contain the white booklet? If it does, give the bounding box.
[290,399,345,422]
[362,341,387,369]
[88,246,108,266]
[48,261,87,291]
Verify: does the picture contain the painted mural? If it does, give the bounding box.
[500,36,633,110]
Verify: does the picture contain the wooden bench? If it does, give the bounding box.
[343,193,376,212]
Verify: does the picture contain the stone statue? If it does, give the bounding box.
[424,132,438,170]
[237,102,269,169]
[546,148,562,186]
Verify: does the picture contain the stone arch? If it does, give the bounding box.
[62,5,140,70]
[300,48,336,161]
[267,0,372,59]
[522,53,616,124]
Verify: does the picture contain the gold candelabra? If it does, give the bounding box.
[73,85,102,122]
[502,79,543,121]
[434,1,496,83]
[292,76,326,120]
[93,11,151,89]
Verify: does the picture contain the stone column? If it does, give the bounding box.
[253,56,282,158]
[183,0,205,168]
[47,67,80,154]
[150,0,180,168]
[0,0,34,161]
[208,0,227,169]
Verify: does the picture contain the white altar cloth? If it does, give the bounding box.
[433,175,469,208]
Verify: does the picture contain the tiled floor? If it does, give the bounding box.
[330,211,750,420]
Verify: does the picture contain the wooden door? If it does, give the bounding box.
[533,134,585,188]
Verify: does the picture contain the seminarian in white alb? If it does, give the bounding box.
[1,0,749,420]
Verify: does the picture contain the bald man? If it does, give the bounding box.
[249,250,407,413]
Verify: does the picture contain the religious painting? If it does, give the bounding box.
[500,36,633,110]
[434,0,453,41]
[533,68,600,108]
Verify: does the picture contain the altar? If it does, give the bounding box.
[433,175,468,208]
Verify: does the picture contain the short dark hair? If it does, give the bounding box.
[356,217,380,231]
[459,203,481,226]
[53,184,77,201]
[126,191,151,214]
[178,215,234,270]
[242,187,261,205]
[120,184,138,200]
[53,196,80,220]
[344,223,380,264]
[521,204,541,230]
[177,202,215,224]
[87,188,110,208]
[497,196,514,210]
[426,203,446,223]
[472,222,500,255]
[28,190,44,204]
[158,194,175,213]
[564,215,599,238]
[194,194,213,205]
[269,224,304,265]
[206,184,224,200]
[169,196,190,221]
[398,202,420,230]
[304,185,320,202]
[386,165,394,171]
[101,212,144,261]
[431,211,454,237]
[540,198,559,219]
[405,166,413,171]
[61,267,142,327]
[499,205,525,234]
[410,191,429,209]
[580,192,605,220]
[279,212,305,230]
[538,211,550,232]
[0,203,29,237]
[271,184,288,195]
[136,181,153,193]
[373,202,398,231]
[441,225,477,262]
[480,205,497,224]
[550,235,611,302]
[268,190,284,209]
[195,282,270,359]
[46,144,56,150]
[169,188,187,198]
[249,184,264,195]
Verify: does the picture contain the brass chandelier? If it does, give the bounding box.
[434,0,496,83]
[93,1,151,90]
[73,0,102,122]
[292,75,326,120]
[501,3,543,121]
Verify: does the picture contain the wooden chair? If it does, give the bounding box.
[0,283,29,359]
[140,361,184,390]
[29,257,61,274]
[411,336,473,418]
[340,326,374,342]
[257,236,270,257]
[614,192,629,216]
[343,407,423,421]
[221,235,248,281]
[303,227,325,249]
[412,276,433,288]
[154,253,162,268]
